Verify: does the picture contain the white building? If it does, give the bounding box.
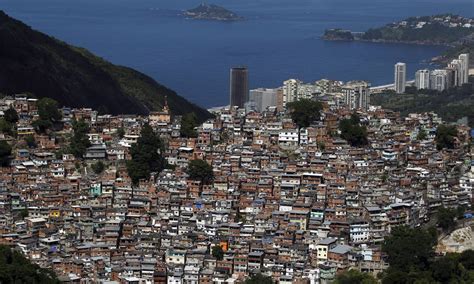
[249,88,279,112]
[278,129,299,147]
[283,79,301,104]
[458,53,470,85]
[430,69,448,91]
[342,81,371,111]
[448,53,470,87]
[394,62,406,94]
[415,69,430,90]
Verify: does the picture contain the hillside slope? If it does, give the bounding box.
[371,84,474,127]
[0,11,212,121]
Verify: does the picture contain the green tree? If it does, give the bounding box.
[417,128,427,141]
[116,127,125,139]
[436,124,458,150]
[244,274,274,284]
[32,98,62,133]
[187,159,214,186]
[3,107,18,124]
[287,99,322,144]
[37,98,62,122]
[24,135,37,148]
[91,161,105,175]
[19,207,29,219]
[127,124,165,184]
[0,245,60,284]
[287,99,323,128]
[211,245,224,261]
[335,269,377,284]
[0,118,13,136]
[0,140,12,167]
[181,113,199,138]
[69,119,91,158]
[437,207,457,232]
[382,226,437,272]
[339,113,368,147]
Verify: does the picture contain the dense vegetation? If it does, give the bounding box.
[69,119,91,158]
[187,159,214,186]
[127,124,166,184]
[211,245,224,261]
[32,98,62,133]
[371,84,474,127]
[334,269,377,284]
[362,21,473,45]
[380,226,474,283]
[180,113,199,138]
[244,274,274,284]
[435,42,474,67]
[0,245,59,284]
[287,99,323,129]
[287,99,323,144]
[91,161,105,175]
[323,29,354,41]
[0,11,212,122]
[339,113,368,147]
[0,140,11,167]
[435,124,458,150]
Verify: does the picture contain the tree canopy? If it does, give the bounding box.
[334,269,377,284]
[244,273,274,284]
[380,226,474,283]
[0,118,14,136]
[180,113,199,138]
[435,124,458,150]
[287,99,322,129]
[127,124,165,184]
[382,226,437,272]
[0,140,12,167]
[91,161,105,175]
[0,245,60,284]
[187,159,214,185]
[211,245,224,261]
[33,98,62,133]
[3,107,18,124]
[339,113,368,147]
[436,207,458,232]
[69,119,91,159]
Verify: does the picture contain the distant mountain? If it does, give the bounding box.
[0,11,212,122]
[184,3,243,21]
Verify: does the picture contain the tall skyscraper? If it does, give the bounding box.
[458,53,469,85]
[415,69,430,90]
[229,67,249,108]
[394,63,406,94]
[429,69,448,92]
[449,59,462,86]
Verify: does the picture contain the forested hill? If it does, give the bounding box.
[371,84,474,127]
[0,11,212,122]
[323,14,474,46]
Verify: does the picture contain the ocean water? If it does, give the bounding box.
[0,0,473,107]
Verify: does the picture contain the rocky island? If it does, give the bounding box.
[183,3,243,21]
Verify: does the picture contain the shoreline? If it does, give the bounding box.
[321,36,467,66]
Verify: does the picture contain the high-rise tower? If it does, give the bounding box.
[394,62,406,94]
[229,67,249,108]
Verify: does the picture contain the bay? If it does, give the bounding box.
[1,0,472,107]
